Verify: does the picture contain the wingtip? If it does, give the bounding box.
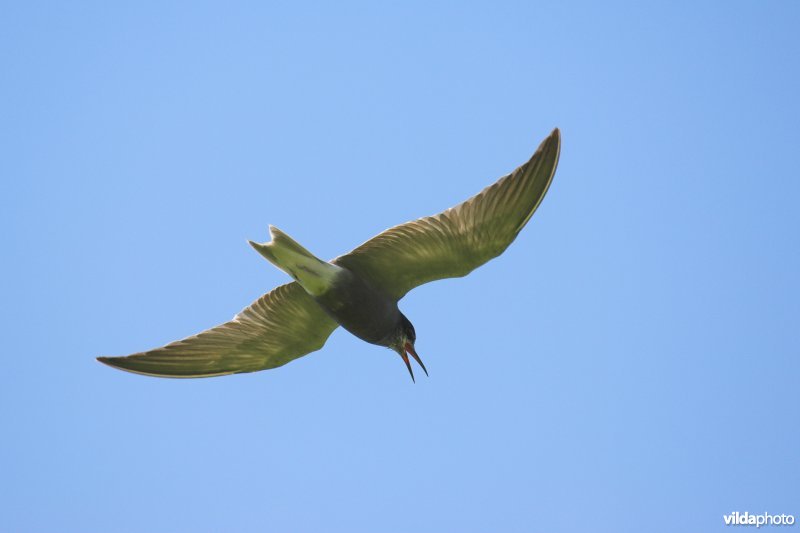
[97,355,127,370]
[552,127,561,152]
[533,128,560,158]
[543,128,562,168]
[96,355,124,372]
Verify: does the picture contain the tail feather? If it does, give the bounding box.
[269,225,318,258]
[249,226,318,267]
[249,226,341,296]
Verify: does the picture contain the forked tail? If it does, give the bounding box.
[249,226,341,296]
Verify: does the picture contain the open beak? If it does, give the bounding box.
[398,350,415,382]
[399,342,428,382]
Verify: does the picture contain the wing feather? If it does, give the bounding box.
[333,129,561,299]
[97,282,338,378]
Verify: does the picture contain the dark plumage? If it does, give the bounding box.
[98,129,561,381]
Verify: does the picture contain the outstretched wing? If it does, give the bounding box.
[333,128,561,300]
[97,282,338,378]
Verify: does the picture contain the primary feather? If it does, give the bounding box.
[98,282,337,377]
[334,128,560,299]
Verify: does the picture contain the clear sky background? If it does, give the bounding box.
[2,2,798,532]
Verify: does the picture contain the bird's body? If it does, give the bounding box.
[314,269,401,347]
[98,129,561,381]
[252,226,401,347]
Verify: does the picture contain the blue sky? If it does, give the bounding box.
[2,2,798,532]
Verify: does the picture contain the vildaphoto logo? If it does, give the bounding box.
[723,512,795,527]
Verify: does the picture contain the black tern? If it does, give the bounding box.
[98,129,561,381]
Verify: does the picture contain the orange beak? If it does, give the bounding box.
[399,342,428,382]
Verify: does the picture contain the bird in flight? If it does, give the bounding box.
[98,129,561,381]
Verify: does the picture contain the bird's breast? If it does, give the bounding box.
[312,269,400,346]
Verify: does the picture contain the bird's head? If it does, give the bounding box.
[389,314,427,382]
